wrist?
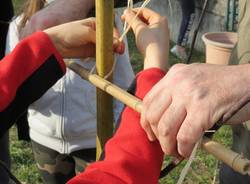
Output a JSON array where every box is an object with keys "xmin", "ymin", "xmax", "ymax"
[
  {"xmin": 144, "ymin": 45, "xmax": 169, "ymax": 71},
  {"xmin": 44, "ymin": 30, "xmax": 64, "ymax": 57},
  {"xmin": 238, "ymin": 64, "xmax": 250, "ymax": 95}
]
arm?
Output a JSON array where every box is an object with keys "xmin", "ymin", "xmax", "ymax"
[
  {"xmin": 0, "ymin": 31, "xmax": 65, "ymax": 137},
  {"xmin": 0, "ymin": 18, "xmax": 123, "ymax": 137},
  {"xmin": 20, "ymin": 0, "xmax": 95, "ymax": 38},
  {"xmin": 68, "ymin": 8, "xmax": 169, "ymax": 184},
  {"xmin": 68, "ymin": 69, "xmax": 165, "ymax": 184}
]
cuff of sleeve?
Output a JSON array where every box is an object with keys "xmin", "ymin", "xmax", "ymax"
[
  {"xmin": 24, "ymin": 31, "xmax": 66, "ymax": 74},
  {"xmin": 135, "ymin": 68, "xmax": 166, "ymax": 99}
]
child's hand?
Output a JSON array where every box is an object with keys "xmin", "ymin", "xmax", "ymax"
[
  {"xmin": 44, "ymin": 18, "xmax": 124, "ymax": 58},
  {"xmin": 122, "ymin": 8, "xmax": 169, "ymax": 71}
]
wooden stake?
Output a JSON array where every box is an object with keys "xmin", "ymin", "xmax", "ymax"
[
  {"xmin": 95, "ymin": 0, "xmax": 114, "ymax": 160},
  {"xmin": 66, "ymin": 61, "xmax": 250, "ymax": 175}
]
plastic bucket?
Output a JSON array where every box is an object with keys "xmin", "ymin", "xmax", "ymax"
[{"xmin": 202, "ymin": 32, "xmax": 237, "ymax": 65}]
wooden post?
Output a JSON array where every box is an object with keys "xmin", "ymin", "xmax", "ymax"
[{"xmin": 95, "ymin": 0, "xmax": 114, "ymax": 160}]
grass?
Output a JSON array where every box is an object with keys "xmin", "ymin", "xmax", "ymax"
[{"xmin": 8, "ymin": 1, "xmax": 232, "ymax": 184}]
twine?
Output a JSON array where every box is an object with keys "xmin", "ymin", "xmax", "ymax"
[{"xmin": 119, "ymin": 0, "xmax": 151, "ymax": 42}]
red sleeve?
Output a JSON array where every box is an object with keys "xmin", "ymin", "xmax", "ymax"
[
  {"xmin": 0, "ymin": 31, "xmax": 65, "ymax": 136},
  {"xmin": 68, "ymin": 68, "xmax": 166, "ymax": 184}
]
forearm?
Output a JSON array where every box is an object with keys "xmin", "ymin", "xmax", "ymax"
[
  {"xmin": 0, "ymin": 32, "xmax": 65, "ymax": 137},
  {"xmin": 226, "ymin": 64, "xmax": 250, "ymax": 124},
  {"xmin": 68, "ymin": 68, "xmax": 165, "ymax": 184}
]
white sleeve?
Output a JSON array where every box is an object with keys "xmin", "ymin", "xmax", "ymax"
[{"xmin": 5, "ymin": 17, "xmax": 21, "ymax": 55}]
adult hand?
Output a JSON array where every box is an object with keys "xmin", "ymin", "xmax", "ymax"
[
  {"xmin": 141, "ymin": 63, "xmax": 250, "ymax": 158},
  {"xmin": 122, "ymin": 8, "xmax": 169, "ymax": 71},
  {"xmin": 44, "ymin": 18, "xmax": 124, "ymax": 58},
  {"xmin": 20, "ymin": 0, "xmax": 95, "ymax": 39}
]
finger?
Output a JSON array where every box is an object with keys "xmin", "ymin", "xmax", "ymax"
[
  {"xmin": 113, "ymin": 38, "xmax": 125, "ymax": 54},
  {"xmin": 176, "ymin": 112, "xmax": 205, "ymax": 158},
  {"xmin": 141, "ymin": 75, "xmax": 172, "ymax": 139},
  {"xmin": 146, "ymin": 92, "xmax": 172, "ymax": 129},
  {"xmin": 113, "ymin": 27, "xmax": 125, "ymax": 54},
  {"xmin": 113, "ymin": 26, "xmax": 120, "ymax": 38},
  {"xmin": 157, "ymin": 103, "xmax": 187, "ymax": 157},
  {"xmin": 143, "ymin": 78, "xmax": 172, "ymax": 127},
  {"xmin": 82, "ymin": 26, "xmax": 96, "ymax": 44},
  {"xmin": 123, "ymin": 9, "xmax": 147, "ymax": 35},
  {"xmin": 142, "ymin": 93, "xmax": 172, "ymax": 141},
  {"xmin": 133, "ymin": 8, "xmax": 162, "ymax": 25},
  {"xmin": 140, "ymin": 105, "xmax": 157, "ymax": 141},
  {"xmin": 64, "ymin": 44, "xmax": 96, "ymax": 58}
]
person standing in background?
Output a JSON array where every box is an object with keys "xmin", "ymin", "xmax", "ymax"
[
  {"xmin": 0, "ymin": 0, "xmax": 14, "ymax": 183},
  {"xmin": 171, "ymin": 0, "xmax": 195, "ymax": 62}
]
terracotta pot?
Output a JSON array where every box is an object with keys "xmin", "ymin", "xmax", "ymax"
[{"xmin": 202, "ymin": 32, "xmax": 238, "ymax": 65}]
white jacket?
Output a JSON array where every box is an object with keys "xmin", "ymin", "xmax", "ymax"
[{"xmin": 6, "ymin": 14, "xmax": 134, "ymax": 154}]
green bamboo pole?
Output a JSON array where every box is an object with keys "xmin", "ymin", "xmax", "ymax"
[{"xmin": 95, "ymin": 0, "xmax": 114, "ymax": 160}]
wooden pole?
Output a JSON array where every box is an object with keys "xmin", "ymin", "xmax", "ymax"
[
  {"xmin": 95, "ymin": 0, "xmax": 114, "ymax": 160},
  {"xmin": 66, "ymin": 61, "xmax": 250, "ymax": 175}
]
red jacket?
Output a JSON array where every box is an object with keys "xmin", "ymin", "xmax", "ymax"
[
  {"xmin": 0, "ymin": 31, "xmax": 166, "ymax": 184},
  {"xmin": 68, "ymin": 68, "xmax": 165, "ymax": 184},
  {"xmin": 0, "ymin": 31, "xmax": 66, "ymax": 137}
]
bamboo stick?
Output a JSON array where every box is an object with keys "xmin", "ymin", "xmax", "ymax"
[
  {"xmin": 95, "ymin": 0, "xmax": 114, "ymax": 160},
  {"xmin": 202, "ymin": 137, "xmax": 250, "ymax": 175},
  {"xmin": 66, "ymin": 61, "xmax": 250, "ymax": 175}
]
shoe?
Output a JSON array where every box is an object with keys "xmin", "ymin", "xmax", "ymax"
[{"xmin": 171, "ymin": 45, "xmax": 188, "ymax": 62}]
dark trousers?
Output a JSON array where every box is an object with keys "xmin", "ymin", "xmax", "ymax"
[
  {"xmin": 219, "ymin": 163, "xmax": 250, "ymax": 184},
  {"xmin": 31, "ymin": 140, "xmax": 96, "ymax": 184},
  {"xmin": 0, "ymin": 132, "xmax": 10, "ymax": 184},
  {"xmin": 0, "ymin": 0, "xmax": 14, "ymax": 58},
  {"xmin": 0, "ymin": 1, "xmax": 13, "ymax": 183},
  {"xmin": 177, "ymin": 0, "xmax": 195, "ymax": 47}
]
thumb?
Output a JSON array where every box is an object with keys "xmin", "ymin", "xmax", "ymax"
[
  {"xmin": 84, "ymin": 26, "xmax": 96, "ymax": 44},
  {"xmin": 123, "ymin": 9, "xmax": 146, "ymax": 35}
]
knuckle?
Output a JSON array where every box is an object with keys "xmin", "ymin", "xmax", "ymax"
[
  {"xmin": 170, "ymin": 63, "xmax": 185, "ymax": 72},
  {"xmin": 177, "ymin": 133, "xmax": 190, "ymax": 146},
  {"xmin": 162, "ymin": 146, "xmax": 173, "ymax": 156},
  {"xmin": 179, "ymin": 149, "xmax": 190, "ymax": 158},
  {"xmin": 145, "ymin": 113, "xmax": 157, "ymax": 126},
  {"xmin": 158, "ymin": 125, "xmax": 171, "ymax": 137},
  {"xmin": 143, "ymin": 96, "xmax": 151, "ymax": 107},
  {"xmin": 160, "ymin": 141, "xmax": 176, "ymax": 156},
  {"xmin": 141, "ymin": 120, "xmax": 150, "ymax": 130}
]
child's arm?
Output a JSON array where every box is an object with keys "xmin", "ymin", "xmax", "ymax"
[
  {"xmin": 0, "ymin": 31, "xmax": 65, "ymax": 137},
  {"xmin": 68, "ymin": 69, "xmax": 165, "ymax": 184},
  {"xmin": 0, "ymin": 19, "xmax": 123, "ymax": 137},
  {"xmin": 68, "ymin": 8, "xmax": 169, "ymax": 184}
]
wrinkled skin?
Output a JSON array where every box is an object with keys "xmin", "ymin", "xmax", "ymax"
[{"xmin": 141, "ymin": 63, "xmax": 250, "ymax": 158}]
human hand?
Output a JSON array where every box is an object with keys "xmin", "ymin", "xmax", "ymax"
[
  {"xmin": 122, "ymin": 8, "xmax": 169, "ymax": 71},
  {"xmin": 44, "ymin": 18, "xmax": 124, "ymax": 58},
  {"xmin": 141, "ymin": 63, "xmax": 250, "ymax": 158}
]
